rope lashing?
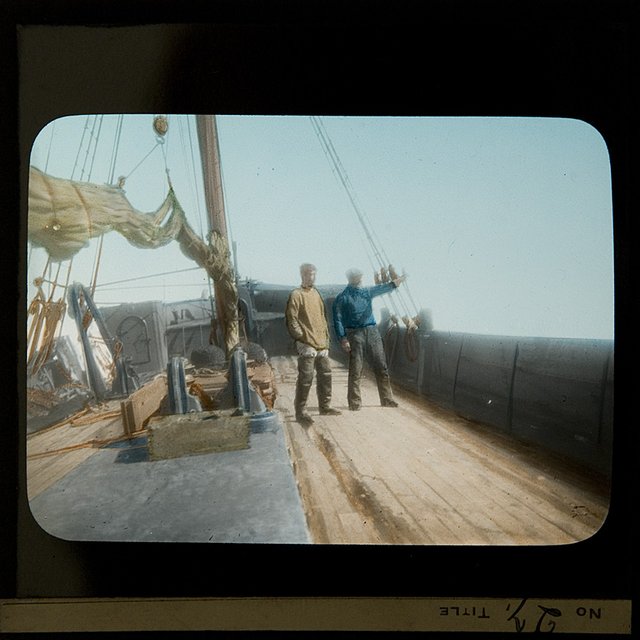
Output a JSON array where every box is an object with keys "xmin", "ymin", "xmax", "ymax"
[
  {"xmin": 384, "ymin": 314, "xmax": 401, "ymax": 361},
  {"xmin": 27, "ymin": 264, "xmax": 69, "ymax": 375},
  {"xmin": 404, "ymin": 324, "xmax": 420, "ymax": 362},
  {"xmin": 27, "ymin": 296, "xmax": 68, "ymax": 374},
  {"xmin": 108, "ymin": 340, "xmax": 124, "ymax": 379},
  {"xmin": 382, "ymin": 313, "xmax": 420, "ymax": 363}
]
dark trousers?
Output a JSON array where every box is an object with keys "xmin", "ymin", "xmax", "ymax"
[
  {"xmin": 294, "ymin": 354, "xmax": 333, "ymax": 417},
  {"xmin": 346, "ymin": 326, "xmax": 394, "ymax": 408}
]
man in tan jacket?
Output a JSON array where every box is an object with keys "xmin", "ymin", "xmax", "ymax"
[{"xmin": 285, "ymin": 263, "xmax": 342, "ymax": 426}]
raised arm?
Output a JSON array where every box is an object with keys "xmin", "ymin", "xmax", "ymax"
[
  {"xmin": 368, "ymin": 281, "xmax": 396, "ymax": 299},
  {"xmin": 368, "ymin": 274, "xmax": 407, "ymax": 299}
]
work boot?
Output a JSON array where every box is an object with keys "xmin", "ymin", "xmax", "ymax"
[
  {"xmin": 296, "ymin": 413, "xmax": 314, "ymax": 427},
  {"xmin": 319, "ymin": 407, "xmax": 342, "ymax": 416},
  {"xmin": 349, "ymin": 404, "xmax": 361, "ymax": 411},
  {"xmin": 382, "ymin": 399, "xmax": 399, "ymax": 407}
]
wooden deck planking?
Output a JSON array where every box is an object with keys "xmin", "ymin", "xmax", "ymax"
[
  {"xmin": 276, "ymin": 358, "xmax": 515, "ymax": 543},
  {"xmin": 276, "ymin": 357, "xmax": 371, "ymax": 543},
  {"xmin": 332, "ymin": 402, "xmax": 522, "ymax": 544},
  {"xmin": 312, "ymin": 422, "xmax": 424, "ymax": 544},
  {"xmin": 27, "ymin": 449, "xmax": 96, "ymax": 501},
  {"xmin": 276, "ymin": 360, "xmax": 493, "ymax": 544},
  {"xmin": 310, "ymin": 412, "xmax": 454, "ymax": 544},
  {"xmin": 328, "ymin": 417, "xmax": 514, "ymax": 544},
  {"xmin": 26, "ymin": 402, "xmax": 134, "ymax": 500},
  {"xmin": 24, "ymin": 355, "xmax": 609, "ymax": 545},
  {"xmin": 277, "ymin": 398, "xmax": 378, "ymax": 544},
  {"xmin": 337, "ymin": 420, "xmax": 498, "ymax": 544},
  {"xmin": 400, "ymin": 408, "xmax": 609, "ymax": 541},
  {"xmin": 398, "ymin": 391, "xmax": 609, "ymax": 519},
  {"xmin": 368, "ymin": 405, "xmax": 582, "ymax": 544},
  {"xmin": 271, "ymin": 355, "xmax": 609, "ymax": 545},
  {"xmin": 284, "ymin": 424, "xmax": 351, "ymax": 543}
]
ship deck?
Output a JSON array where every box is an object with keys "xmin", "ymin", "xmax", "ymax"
[
  {"xmin": 25, "ymin": 356, "xmax": 610, "ymax": 545},
  {"xmin": 273, "ymin": 356, "xmax": 609, "ymax": 545}
]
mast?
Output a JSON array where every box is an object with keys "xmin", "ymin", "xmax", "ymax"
[{"xmin": 195, "ymin": 114, "xmax": 240, "ymax": 356}]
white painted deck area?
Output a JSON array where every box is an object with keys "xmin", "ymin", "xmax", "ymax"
[
  {"xmin": 26, "ymin": 355, "xmax": 610, "ymax": 545},
  {"xmin": 272, "ymin": 355, "xmax": 610, "ymax": 545}
]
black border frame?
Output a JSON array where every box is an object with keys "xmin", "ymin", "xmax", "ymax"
[{"xmin": 1, "ymin": 0, "xmax": 635, "ymax": 632}]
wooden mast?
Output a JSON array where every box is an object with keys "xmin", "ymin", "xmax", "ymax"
[{"xmin": 195, "ymin": 114, "xmax": 239, "ymax": 357}]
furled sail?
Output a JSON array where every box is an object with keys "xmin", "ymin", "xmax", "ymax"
[
  {"xmin": 28, "ymin": 166, "xmax": 239, "ymax": 354},
  {"xmin": 29, "ymin": 166, "xmax": 186, "ymax": 261}
]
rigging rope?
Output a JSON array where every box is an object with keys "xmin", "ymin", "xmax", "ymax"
[
  {"xmin": 309, "ymin": 116, "xmax": 420, "ymax": 326},
  {"xmin": 309, "ymin": 117, "xmax": 397, "ymax": 304},
  {"xmin": 73, "ymin": 114, "xmax": 104, "ymax": 183},
  {"xmin": 93, "ymin": 266, "xmax": 202, "ymax": 288},
  {"xmin": 159, "ymin": 133, "xmax": 171, "ymax": 187},
  {"xmin": 56, "ymin": 258, "xmax": 74, "ymax": 342},
  {"xmin": 90, "ymin": 236, "xmax": 104, "ymax": 296},
  {"xmin": 87, "ymin": 115, "xmax": 104, "ymax": 182},
  {"xmin": 180, "ymin": 116, "xmax": 205, "ymax": 239},
  {"xmin": 89, "ymin": 115, "xmax": 170, "ymax": 302},
  {"xmin": 43, "ymin": 120, "xmax": 56, "ymax": 174},
  {"xmin": 90, "ymin": 113, "xmax": 120, "ymax": 296},
  {"xmin": 71, "ymin": 115, "xmax": 91, "ymax": 181},
  {"xmin": 310, "ymin": 118, "xmax": 382, "ymax": 281},
  {"xmin": 123, "ymin": 140, "xmax": 161, "ymax": 182},
  {"xmin": 80, "ymin": 116, "xmax": 98, "ymax": 180},
  {"xmin": 107, "ymin": 115, "xmax": 125, "ymax": 185},
  {"xmin": 310, "ymin": 116, "xmax": 385, "ymax": 267}
]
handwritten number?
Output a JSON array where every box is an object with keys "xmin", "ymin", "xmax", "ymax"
[
  {"xmin": 536, "ymin": 606, "xmax": 562, "ymax": 633},
  {"xmin": 507, "ymin": 600, "xmax": 562, "ymax": 633},
  {"xmin": 506, "ymin": 598, "xmax": 528, "ymax": 632}
]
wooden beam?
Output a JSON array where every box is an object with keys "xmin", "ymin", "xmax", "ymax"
[{"xmin": 120, "ymin": 375, "xmax": 167, "ymax": 436}]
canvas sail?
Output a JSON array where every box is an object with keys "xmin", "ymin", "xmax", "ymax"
[
  {"xmin": 28, "ymin": 165, "xmax": 239, "ymax": 353},
  {"xmin": 29, "ymin": 166, "xmax": 190, "ymax": 260}
]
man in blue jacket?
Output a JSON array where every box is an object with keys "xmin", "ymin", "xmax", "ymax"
[{"xmin": 332, "ymin": 267, "xmax": 407, "ymax": 411}]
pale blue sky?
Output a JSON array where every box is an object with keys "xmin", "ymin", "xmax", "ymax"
[{"xmin": 27, "ymin": 114, "xmax": 614, "ymax": 339}]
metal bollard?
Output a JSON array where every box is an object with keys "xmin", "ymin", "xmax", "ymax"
[{"xmin": 167, "ymin": 356, "xmax": 201, "ymax": 414}]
